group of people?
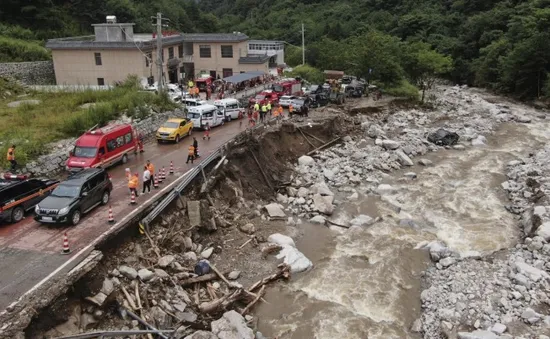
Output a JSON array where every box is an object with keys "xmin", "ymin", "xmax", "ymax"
[
  {"xmin": 246, "ymin": 101, "xmax": 290, "ymax": 127},
  {"xmin": 126, "ymin": 159, "xmax": 155, "ymax": 197}
]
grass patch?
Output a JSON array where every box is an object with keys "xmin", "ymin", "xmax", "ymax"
[
  {"xmin": 0, "ymin": 76, "xmax": 178, "ymax": 168},
  {"xmin": 0, "ymin": 35, "xmax": 51, "ymax": 62}
]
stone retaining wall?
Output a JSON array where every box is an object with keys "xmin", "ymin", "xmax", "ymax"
[
  {"xmin": 0, "ymin": 61, "xmax": 55, "ymax": 85},
  {"xmin": 23, "ymin": 109, "xmax": 188, "ymax": 177}
]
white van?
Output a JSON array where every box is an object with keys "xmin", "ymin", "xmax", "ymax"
[
  {"xmin": 182, "ymin": 98, "xmax": 207, "ymax": 107},
  {"xmin": 213, "ymin": 98, "xmax": 243, "ymax": 121},
  {"xmin": 187, "ymin": 104, "xmax": 225, "ymax": 130}
]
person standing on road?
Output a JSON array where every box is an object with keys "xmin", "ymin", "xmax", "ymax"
[
  {"xmin": 206, "ymin": 87, "xmax": 211, "ymax": 100},
  {"xmin": 128, "ymin": 172, "xmax": 139, "ymax": 198},
  {"xmin": 146, "ymin": 160, "xmax": 155, "ymax": 184},
  {"xmin": 267, "ymin": 100, "xmax": 272, "ymax": 117},
  {"xmin": 193, "ymin": 137, "xmax": 198, "ymax": 157},
  {"xmin": 6, "ymin": 145, "xmax": 16, "ymax": 172},
  {"xmin": 142, "ymin": 166, "xmax": 151, "ymax": 194},
  {"xmin": 260, "ymin": 103, "xmax": 267, "ymax": 123},
  {"xmin": 186, "ymin": 144, "xmax": 195, "ymax": 164},
  {"xmin": 254, "ymin": 102, "xmax": 260, "ymax": 114},
  {"xmin": 289, "ymin": 103, "xmax": 294, "ymax": 116},
  {"xmin": 203, "ymin": 123, "xmax": 211, "ymax": 140},
  {"xmin": 277, "ymin": 104, "xmax": 284, "ymax": 119}
]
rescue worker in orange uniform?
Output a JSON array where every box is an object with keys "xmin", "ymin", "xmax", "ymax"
[
  {"xmin": 277, "ymin": 105, "xmax": 284, "ymax": 119},
  {"xmin": 273, "ymin": 104, "xmax": 280, "ymax": 123},
  {"xmin": 128, "ymin": 172, "xmax": 139, "ymax": 197},
  {"xmin": 289, "ymin": 103, "xmax": 294, "ymax": 116},
  {"xmin": 186, "ymin": 144, "xmax": 195, "ymax": 164},
  {"xmin": 6, "ymin": 144, "xmax": 16, "ymax": 172},
  {"xmin": 146, "ymin": 160, "xmax": 155, "ymax": 187}
]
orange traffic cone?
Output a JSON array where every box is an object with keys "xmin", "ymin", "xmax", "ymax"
[
  {"xmin": 158, "ymin": 170, "xmax": 164, "ymax": 183},
  {"xmin": 130, "ymin": 190, "xmax": 136, "ymax": 205},
  {"xmin": 153, "ymin": 174, "xmax": 159, "ymax": 189},
  {"xmin": 169, "ymin": 161, "xmax": 174, "ymax": 174},
  {"xmin": 107, "ymin": 205, "xmax": 115, "ymax": 223},
  {"xmin": 161, "ymin": 167, "xmax": 166, "ymax": 180},
  {"xmin": 61, "ymin": 232, "xmax": 71, "ymax": 255}
]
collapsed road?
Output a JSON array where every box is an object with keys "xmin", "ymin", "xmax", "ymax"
[{"xmin": 11, "ymin": 85, "xmax": 550, "ymax": 339}]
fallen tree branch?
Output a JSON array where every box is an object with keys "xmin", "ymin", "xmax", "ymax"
[
  {"xmin": 144, "ymin": 230, "xmax": 162, "ymax": 259},
  {"xmin": 299, "ymin": 128, "xmax": 326, "ymax": 144},
  {"xmin": 209, "ymin": 264, "xmax": 237, "ymax": 288},
  {"xmin": 326, "ymin": 219, "xmax": 350, "ymax": 228},
  {"xmin": 297, "ymin": 128, "xmax": 316, "ymax": 148},
  {"xmin": 198, "ymin": 289, "xmax": 243, "ymax": 314},
  {"xmin": 180, "ymin": 273, "xmax": 218, "ymax": 287},
  {"xmin": 306, "ymin": 137, "xmax": 342, "ymax": 156},
  {"xmin": 239, "ymin": 237, "xmax": 254, "ymax": 249},
  {"xmin": 121, "ymin": 285, "xmax": 137, "ymax": 310},
  {"xmin": 248, "ymin": 264, "xmax": 291, "ymax": 292},
  {"xmin": 241, "ymin": 285, "xmax": 266, "ymax": 315},
  {"xmin": 249, "ymin": 150, "xmax": 274, "ymax": 191}
]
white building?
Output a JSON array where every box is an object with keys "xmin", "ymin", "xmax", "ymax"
[{"xmin": 247, "ymin": 40, "xmax": 285, "ymax": 68}]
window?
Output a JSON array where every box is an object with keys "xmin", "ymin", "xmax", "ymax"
[
  {"xmin": 145, "ymin": 53, "xmax": 152, "ymax": 67},
  {"xmin": 116, "ymin": 136, "xmax": 124, "ymax": 147},
  {"xmin": 178, "ymin": 46, "xmax": 183, "ymax": 58},
  {"xmin": 199, "ymin": 45, "xmax": 211, "ymax": 58},
  {"xmin": 97, "ymin": 78, "xmax": 105, "ymax": 86},
  {"xmin": 168, "ymin": 47, "xmax": 174, "ymax": 59},
  {"xmin": 94, "ymin": 52, "xmax": 102, "ymax": 66},
  {"xmin": 88, "ymin": 175, "xmax": 102, "ymax": 190},
  {"xmin": 98, "ymin": 147, "xmax": 105, "ymax": 156},
  {"xmin": 124, "ymin": 132, "xmax": 132, "ymax": 144},
  {"xmin": 221, "ymin": 45, "xmax": 233, "ymax": 58},
  {"xmin": 106, "ymin": 139, "xmax": 117, "ymax": 152},
  {"xmin": 180, "ymin": 120, "xmax": 187, "ymax": 127},
  {"xmin": 222, "ymin": 68, "xmax": 233, "ymax": 77}
]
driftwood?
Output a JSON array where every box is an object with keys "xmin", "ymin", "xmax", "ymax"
[
  {"xmin": 121, "ymin": 285, "xmax": 137, "ymax": 310},
  {"xmin": 199, "ymin": 289, "xmax": 244, "ymax": 314},
  {"xmin": 249, "ymin": 264, "xmax": 291, "ymax": 292},
  {"xmin": 306, "ymin": 137, "xmax": 342, "ymax": 156},
  {"xmin": 144, "ymin": 230, "xmax": 162, "ymax": 259},
  {"xmin": 299, "ymin": 128, "xmax": 326, "ymax": 144},
  {"xmin": 240, "ymin": 285, "xmax": 266, "ymax": 315},
  {"xmin": 180, "ymin": 273, "xmax": 218, "ymax": 287},
  {"xmin": 209, "ymin": 264, "xmax": 237, "ymax": 288},
  {"xmin": 297, "ymin": 128, "xmax": 316, "ymax": 148},
  {"xmin": 239, "ymin": 237, "xmax": 254, "ymax": 249},
  {"xmin": 249, "ymin": 150, "xmax": 274, "ymax": 191},
  {"xmin": 326, "ymin": 219, "xmax": 351, "ymax": 229}
]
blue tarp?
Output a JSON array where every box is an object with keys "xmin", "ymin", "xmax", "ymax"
[{"xmin": 222, "ymin": 71, "xmax": 265, "ymax": 83}]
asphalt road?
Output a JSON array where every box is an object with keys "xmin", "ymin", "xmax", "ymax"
[{"xmin": 0, "ymin": 119, "xmax": 247, "ymax": 310}]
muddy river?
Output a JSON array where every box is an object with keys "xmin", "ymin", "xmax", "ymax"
[{"xmin": 256, "ymin": 119, "xmax": 550, "ymax": 338}]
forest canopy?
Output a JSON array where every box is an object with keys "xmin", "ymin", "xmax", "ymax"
[{"xmin": 0, "ymin": 0, "xmax": 549, "ymax": 99}]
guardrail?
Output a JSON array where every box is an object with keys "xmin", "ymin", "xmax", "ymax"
[{"xmin": 139, "ymin": 115, "xmax": 272, "ymax": 229}]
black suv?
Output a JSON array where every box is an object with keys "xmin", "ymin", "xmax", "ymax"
[
  {"xmin": 0, "ymin": 174, "xmax": 59, "ymax": 223},
  {"xmin": 34, "ymin": 168, "xmax": 113, "ymax": 225}
]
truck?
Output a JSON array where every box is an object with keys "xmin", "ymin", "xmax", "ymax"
[{"xmin": 272, "ymin": 78, "xmax": 302, "ymax": 97}]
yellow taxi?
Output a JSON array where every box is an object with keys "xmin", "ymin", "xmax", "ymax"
[{"xmin": 156, "ymin": 118, "xmax": 193, "ymax": 143}]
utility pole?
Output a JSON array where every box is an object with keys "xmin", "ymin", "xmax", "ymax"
[
  {"xmin": 301, "ymin": 23, "xmax": 305, "ymax": 65},
  {"xmin": 155, "ymin": 12, "xmax": 164, "ymax": 93}
]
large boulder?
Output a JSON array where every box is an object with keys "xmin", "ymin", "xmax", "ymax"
[
  {"xmin": 211, "ymin": 310, "xmax": 254, "ymax": 339},
  {"xmin": 310, "ymin": 181, "xmax": 334, "ymax": 196},
  {"xmin": 312, "ymin": 194, "xmax": 334, "ymax": 215},
  {"xmin": 276, "ymin": 245, "xmax": 313, "ymax": 273},
  {"xmin": 267, "ymin": 233, "xmax": 296, "ymax": 247},
  {"xmin": 118, "ymin": 266, "xmax": 138, "ymax": 280},
  {"xmin": 382, "ymin": 139, "xmax": 400, "ymax": 150},
  {"xmin": 297, "ymin": 155, "xmax": 315, "ymax": 166},
  {"xmin": 264, "ymin": 203, "xmax": 286, "ymax": 218}
]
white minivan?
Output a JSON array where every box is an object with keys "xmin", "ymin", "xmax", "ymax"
[
  {"xmin": 187, "ymin": 104, "xmax": 225, "ymax": 130},
  {"xmin": 213, "ymin": 98, "xmax": 244, "ymax": 121},
  {"xmin": 182, "ymin": 98, "xmax": 207, "ymax": 107}
]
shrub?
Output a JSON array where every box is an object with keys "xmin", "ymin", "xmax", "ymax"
[
  {"xmin": 385, "ymin": 80, "xmax": 420, "ymax": 100},
  {"xmin": 0, "ymin": 36, "xmax": 50, "ymax": 62}
]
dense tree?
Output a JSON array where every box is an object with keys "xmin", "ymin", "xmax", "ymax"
[{"xmin": 1, "ymin": 0, "xmax": 549, "ymax": 99}]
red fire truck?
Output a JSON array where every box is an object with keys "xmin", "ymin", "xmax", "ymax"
[{"xmin": 272, "ymin": 78, "xmax": 302, "ymax": 97}]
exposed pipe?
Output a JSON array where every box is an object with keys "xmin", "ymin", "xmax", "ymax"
[
  {"xmin": 121, "ymin": 307, "xmax": 170, "ymax": 339},
  {"xmin": 53, "ymin": 329, "xmax": 175, "ymax": 339}
]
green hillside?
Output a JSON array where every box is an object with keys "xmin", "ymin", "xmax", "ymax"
[{"xmin": 1, "ymin": 0, "xmax": 549, "ymax": 99}]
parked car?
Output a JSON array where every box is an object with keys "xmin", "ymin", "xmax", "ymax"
[
  {"xmin": 290, "ymin": 97, "xmax": 311, "ymax": 116},
  {"xmin": 187, "ymin": 104, "xmax": 225, "ymax": 130},
  {"xmin": 279, "ymin": 95, "xmax": 297, "ymax": 108},
  {"xmin": 213, "ymin": 98, "xmax": 244, "ymax": 121},
  {"xmin": 182, "ymin": 98, "xmax": 208, "ymax": 107},
  {"xmin": 34, "ymin": 168, "xmax": 113, "ymax": 226},
  {"xmin": 0, "ymin": 174, "xmax": 59, "ymax": 223},
  {"xmin": 156, "ymin": 118, "xmax": 193, "ymax": 143},
  {"xmin": 66, "ymin": 124, "xmax": 137, "ymax": 173}
]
